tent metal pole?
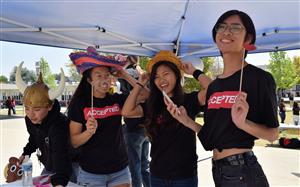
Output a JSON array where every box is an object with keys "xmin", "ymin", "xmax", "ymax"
[
  {"xmin": 0, "ymin": 17, "xmax": 32, "ymax": 28},
  {"xmin": 103, "ymin": 30, "xmax": 158, "ymax": 52},
  {"xmin": 0, "ymin": 27, "xmax": 100, "ymax": 32},
  {"xmin": 1, "ymin": 17, "xmax": 93, "ymax": 47},
  {"xmin": 179, "ymin": 46, "xmax": 218, "ymax": 58},
  {"xmin": 42, "ymin": 27, "xmax": 98, "ymax": 32},
  {"xmin": 257, "ymin": 29, "xmax": 300, "ymax": 39},
  {"xmin": 174, "ymin": 0, "xmax": 190, "ymax": 56},
  {"xmin": 42, "ymin": 31, "xmax": 93, "ymax": 46},
  {"xmin": 100, "ymin": 44, "xmax": 140, "ymax": 49},
  {"xmin": 276, "ymin": 42, "xmax": 300, "ymax": 49},
  {"xmin": 180, "ymin": 43, "xmax": 214, "ymax": 47},
  {"xmin": 143, "ymin": 43, "xmax": 174, "ymax": 46},
  {"xmin": 0, "ymin": 28, "xmax": 39, "ymax": 32}
]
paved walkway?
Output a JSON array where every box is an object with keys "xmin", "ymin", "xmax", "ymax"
[{"xmin": 0, "ymin": 118, "xmax": 299, "ymax": 186}]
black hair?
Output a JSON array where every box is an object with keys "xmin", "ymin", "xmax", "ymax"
[
  {"xmin": 144, "ymin": 61, "xmax": 184, "ymax": 140},
  {"xmin": 67, "ymin": 69, "xmax": 92, "ymax": 115},
  {"xmin": 212, "ymin": 10, "xmax": 256, "ymax": 58}
]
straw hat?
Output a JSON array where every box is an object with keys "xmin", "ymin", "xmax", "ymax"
[{"xmin": 146, "ymin": 50, "xmax": 183, "ymax": 74}]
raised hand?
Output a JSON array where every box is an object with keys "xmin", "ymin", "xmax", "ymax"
[
  {"xmin": 137, "ymin": 72, "xmax": 149, "ymax": 87},
  {"xmin": 182, "ymin": 62, "xmax": 196, "ymax": 75},
  {"xmin": 112, "ymin": 67, "xmax": 126, "ymax": 79},
  {"xmin": 231, "ymin": 92, "xmax": 249, "ymax": 130},
  {"xmin": 86, "ymin": 117, "xmax": 98, "ymax": 135}
]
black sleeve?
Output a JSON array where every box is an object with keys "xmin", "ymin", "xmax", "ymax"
[
  {"xmin": 260, "ymin": 72, "xmax": 279, "ymax": 128},
  {"xmin": 50, "ymin": 115, "xmax": 72, "ymax": 186},
  {"xmin": 184, "ymin": 92, "xmax": 204, "ymax": 118},
  {"xmin": 67, "ymin": 98, "xmax": 85, "ymax": 124},
  {"xmin": 22, "ymin": 118, "xmax": 38, "ymax": 156},
  {"xmin": 118, "ymin": 93, "xmax": 130, "ymax": 107}
]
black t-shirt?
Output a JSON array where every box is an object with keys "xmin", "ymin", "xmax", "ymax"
[
  {"xmin": 150, "ymin": 92, "xmax": 202, "ymax": 179},
  {"xmin": 124, "ymin": 103, "xmax": 146, "ymax": 132},
  {"xmin": 68, "ymin": 93, "xmax": 128, "ymax": 174},
  {"xmin": 124, "ymin": 116, "xmax": 145, "ymax": 132},
  {"xmin": 279, "ymin": 103, "xmax": 286, "ymax": 113},
  {"xmin": 198, "ymin": 64, "xmax": 279, "ymax": 151},
  {"xmin": 293, "ymin": 105, "xmax": 300, "ymax": 115}
]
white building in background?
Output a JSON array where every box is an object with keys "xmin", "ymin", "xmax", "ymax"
[
  {"xmin": 35, "ymin": 61, "xmax": 41, "ymax": 76},
  {"xmin": 0, "ymin": 84, "xmax": 22, "ymax": 103},
  {"xmin": 0, "ymin": 82, "xmax": 78, "ymax": 106}
]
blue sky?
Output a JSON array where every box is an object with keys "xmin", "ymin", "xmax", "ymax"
[{"xmin": 0, "ymin": 41, "xmax": 299, "ymax": 78}]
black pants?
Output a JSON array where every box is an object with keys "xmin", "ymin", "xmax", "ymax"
[{"xmin": 212, "ymin": 151, "xmax": 269, "ymax": 187}]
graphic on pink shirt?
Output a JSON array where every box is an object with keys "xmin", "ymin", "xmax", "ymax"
[
  {"xmin": 208, "ymin": 91, "xmax": 239, "ymax": 109},
  {"xmin": 83, "ymin": 104, "xmax": 121, "ymax": 120}
]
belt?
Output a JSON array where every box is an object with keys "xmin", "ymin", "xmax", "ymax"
[{"xmin": 212, "ymin": 151, "xmax": 254, "ymax": 166}]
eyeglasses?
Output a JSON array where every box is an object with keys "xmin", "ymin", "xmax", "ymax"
[{"xmin": 215, "ymin": 23, "xmax": 245, "ymax": 34}]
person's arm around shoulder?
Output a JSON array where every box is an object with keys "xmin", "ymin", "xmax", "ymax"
[
  {"xmin": 69, "ymin": 117, "xmax": 98, "ymax": 148},
  {"xmin": 231, "ymin": 92, "xmax": 279, "ymax": 142}
]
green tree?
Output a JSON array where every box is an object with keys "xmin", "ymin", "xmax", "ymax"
[
  {"xmin": 293, "ymin": 56, "xmax": 300, "ymax": 84},
  {"xmin": 0, "ymin": 75, "xmax": 8, "ymax": 83},
  {"xmin": 9, "ymin": 66, "xmax": 36, "ymax": 83},
  {"xmin": 267, "ymin": 51, "xmax": 298, "ymax": 93},
  {"xmin": 184, "ymin": 57, "xmax": 215, "ymax": 93},
  {"xmin": 39, "ymin": 57, "xmax": 56, "ymax": 88},
  {"xmin": 139, "ymin": 56, "xmax": 150, "ymax": 71},
  {"xmin": 67, "ymin": 63, "xmax": 82, "ymax": 82},
  {"xmin": 67, "ymin": 49, "xmax": 82, "ymax": 82},
  {"xmin": 202, "ymin": 57, "xmax": 215, "ymax": 78}
]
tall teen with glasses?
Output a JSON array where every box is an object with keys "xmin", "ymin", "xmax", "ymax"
[
  {"xmin": 166, "ymin": 10, "xmax": 279, "ymax": 187},
  {"xmin": 201, "ymin": 9, "xmax": 280, "ymax": 187}
]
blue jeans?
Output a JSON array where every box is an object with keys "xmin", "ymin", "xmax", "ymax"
[
  {"xmin": 70, "ymin": 162, "xmax": 79, "ymax": 183},
  {"xmin": 150, "ymin": 175, "xmax": 198, "ymax": 187},
  {"xmin": 279, "ymin": 112, "xmax": 286, "ymax": 123},
  {"xmin": 77, "ymin": 166, "xmax": 131, "ymax": 187},
  {"xmin": 212, "ymin": 151, "xmax": 269, "ymax": 187},
  {"xmin": 123, "ymin": 128, "xmax": 150, "ymax": 187}
]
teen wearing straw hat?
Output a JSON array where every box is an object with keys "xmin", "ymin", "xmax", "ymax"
[{"xmin": 122, "ymin": 50, "xmax": 211, "ymax": 187}]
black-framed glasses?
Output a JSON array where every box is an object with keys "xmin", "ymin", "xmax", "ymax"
[{"xmin": 215, "ymin": 23, "xmax": 245, "ymax": 34}]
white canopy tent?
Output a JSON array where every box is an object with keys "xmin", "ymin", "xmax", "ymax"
[{"xmin": 1, "ymin": 0, "xmax": 300, "ymax": 60}]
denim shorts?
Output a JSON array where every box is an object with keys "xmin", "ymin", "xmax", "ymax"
[{"xmin": 77, "ymin": 166, "xmax": 131, "ymax": 187}]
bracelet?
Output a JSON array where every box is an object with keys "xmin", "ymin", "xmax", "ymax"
[
  {"xmin": 193, "ymin": 69, "xmax": 204, "ymax": 80},
  {"xmin": 136, "ymin": 82, "xmax": 144, "ymax": 88}
]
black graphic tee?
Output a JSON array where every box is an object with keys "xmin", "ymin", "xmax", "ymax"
[
  {"xmin": 199, "ymin": 64, "xmax": 279, "ymax": 151},
  {"xmin": 68, "ymin": 93, "xmax": 128, "ymax": 174}
]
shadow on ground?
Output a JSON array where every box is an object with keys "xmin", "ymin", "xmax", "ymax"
[
  {"xmin": 0, "ymin": 115, "xmax": 24, "ymax": 120},
  {"xmin": 291, "ymin": 172, "xmax": 300, "ymax": 178}
]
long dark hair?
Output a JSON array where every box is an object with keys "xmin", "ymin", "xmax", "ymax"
[
  {"xmin": 212, "ymin": 10, "xmax": 256, "ymax": 58},
  {"xmin": 67, "ymin": 69, "xmax": 92, "ymax": 115},
  {"xmin": 145, "ymin": 61, "xmax": 184, "ymax": 140}
]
